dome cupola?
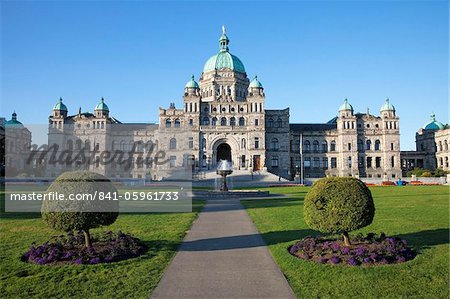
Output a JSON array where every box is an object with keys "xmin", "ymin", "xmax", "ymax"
[
  {"xmin": 53, "ymin": 98, "xmax": 68, "ymax": 111},
  {"xmin": 202, "ymin": 26, "xmax": 246, "ymax": 74},
  {"xmin": 423, "ymin": 113, "xmax": 445, "ymax": 130},
  {"xmin": 380, "ymin": 98, "xmax": 395, "ymax": 112},
  {"xmin": 185, "ymin": 75, "xmax": 199, "ymax": 89},
  {"xmin": 339, "ymin": 98, "xmax": 353, "ymax": 112},
  {"xmin": 5, "ymin": 112, "xmax": 24, "ymax": 128},
  {"xmin": 94, "ymin": 98, "xmax": 110, "ymax": 118},
  {"xmin": 249, "ymin": 75, "xmax": 263, "ymax": 88}
]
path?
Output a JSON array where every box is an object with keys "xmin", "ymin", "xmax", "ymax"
[{"xmin": 151, "ymin": 199, "xmax": 296, "ymax": 298}]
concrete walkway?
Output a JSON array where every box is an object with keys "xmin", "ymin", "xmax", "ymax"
[{"xmin": 151, "ymin": 199, "xmax": 296, "ymax": 299}]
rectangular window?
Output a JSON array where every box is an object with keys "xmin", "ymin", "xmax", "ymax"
[
  {"xmin": 255, "ymin": 137, "xmax": 260, "ymax": 149},
  {"xmin": 331, "ymin": 157, "xmax": 337, "ymax": 169},
  {"xmin": 375, "ymin": 157, "xmax": 381, "ymax": 168},
  {"xmin": 391, "ymin": 143, "xmax": 394, "ymax": 151},
  {"xmin": 391, "ymin": 156, "xmax": 395, "ymax": 168},
  {"xmin": 313, "ymin": 157, "xmax": 320, "ymax": 168},
  {"xmin": 348, "ymin": 156, "xmax": 352, "ymax": 168},
  {"xmin": 304, "ymin": 157, "xmax": 311, "ymax": 168},
  {"xmin": 348, "ymin": 143, "xmax": 352, "ymax": 151},
  {"xmin": 188, "ymin": 137, "xmax": 194, "ymax": 149},
  {"xmin": 367, "ymin": 157, "xmax": 372, "ymax": 168},
  {"xmin": 271, "ymin": 156, "xmax": 279, "ymax": 167},
  {"xmin": 255, "ymin": 119, "xmax": 259, "ymax": 126},
  {"xmin": 322, "ymin": 157, "xmax": 328, "ymax": 169}
]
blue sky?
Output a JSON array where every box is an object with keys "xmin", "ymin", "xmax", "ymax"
[{"xmin": 1, "ymin": 0, "xmax": 448, "ymax": 150}]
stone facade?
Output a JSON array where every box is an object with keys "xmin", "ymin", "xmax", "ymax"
[{"xmin": 8, "ymin": 28, "xmax": 407, "ymax": 180}]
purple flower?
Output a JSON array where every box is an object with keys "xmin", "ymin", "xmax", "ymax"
[
  {"xmin": 73, "ymin": 258, "xmax": 83, "ymax": 265},
  {"xmin": 355, "ymin": 247, "xmax": 366, "ymax": 256},
  {"xmin": 331, "ymin": 243, "xmax": 340, "ymax": 252},
  {"xmin": 330, "ymin": 256, "xmax": 341, "ymax": 264},
  {"xmin": 89, "ymin": 257, "xmax": 101, "ymax": 264},
  {"xmin": 348, "ymin": 257, "xmax": 359, "ymax": 266},
  {"xmin": 363, "ymin": 257, "xmax": 372, "ymax": 263},
  {"xmin": 370, "ymin": 253, "xmax": 379, "ymax": 261},
  {"xmin": 342, "ymin": 247, "xmax": 350, "ymax": 255},
  {"xmin": 319, "ymin": 258, "xmax": 328, "ymax": 264}
]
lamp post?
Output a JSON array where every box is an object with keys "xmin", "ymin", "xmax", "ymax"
[{"xmin": 300, "ymin": 133, "xmax": 304, "ymax": 185}]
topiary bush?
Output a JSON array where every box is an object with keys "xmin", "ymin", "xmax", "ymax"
[
  {"xmin": 41, "ymin": 171, "xmax": 119, "ymax": 248},
  {"xmin": 303, "ymin": 177, "xmax": 375, "ymax": 246}
]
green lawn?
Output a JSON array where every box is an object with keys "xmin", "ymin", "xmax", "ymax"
[
  {"xmin": 0, "ymin": 196, "xmax": 204, "ymax": 298},
  {"xmin": 242, "ymin": 186, "xmax": 450, "ymax": 298}
]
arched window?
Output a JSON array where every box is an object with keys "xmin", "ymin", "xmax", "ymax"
[
  {"xmin": 366, "ymin": 140, "xmax": 372, "ymax": 150},
  {"xmin": 375, "ymin": 140, "xmax": 381, "ymax": 151},
  {"xmin": 268, "ymin": 118, "xmax": 274, "ymax": 128},
  {"xmin": 330, "ymin": 140, "xmax": 336, "ymax": 152},
  {"xmin": 276, "ymin": 118, "xmax": 282, "ymax": 128},
  {"xmin": 271, "ymin": 138, "xmax": 279, "ymax": 150},
  {"xmin": 220, "ymin": 117, "xmax": 227, "ymax": 126},
  {"xmin": 438, "ymin": 141, "xmax": 443, "ymax": 151},
  {"xmin": 295, "ymin": 139, "xmax": 300, "ymax": 151},
  {"xmin": 304, "ymin": 140, "xmax": 311, "ymax": 152},
  {"xmin": 119, "ymin": 141, "xmax": 125, "ymax": 151},
  {"xmin": 230, "ymin": 117, "xmax": 236, "ymax": 127},
  {"xmin": 241, "ymin": 138, "xmax": 246, "ymax": 149},
  {"xmin": 165, "ymin": 118, "xmax": 171, "ymax": 128},
  {"xmin": 202, "ymin": 117, "xmax": 210, "ymax": 126},
  {"xmin": 239, "ymin": 117, "xmax": 245, "ymax": 126},
  {"xmin": 169, "ymin": 138, "xmax": 177, "ymax": 150},
  {"xmin": 76, "ymin": 139, "xmax": 82, "ymax": 150},
  {"xmin": 212, "ymin": 117, "xmax": 217, "ymax": 126},
  {"xmin": 445, "ymin": 140, "xmax": 448, "ymax": 151},
  {"xmin": 313, "ymin": 140, "xmax": 319, "ymax": 152},
  {"xmin": 321, "ymin": 141, "xmax": 328, "ymax": 153},
  {"xmin": 174, "ymin": 118, "xmax": 181, "ymax": 127}
]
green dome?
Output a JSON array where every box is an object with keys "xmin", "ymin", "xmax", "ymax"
[
  {"xmin": 249, "ymin": 76, "xmax": 263, "ymax": 88},
  {"xmin": 95, "ymin": 98, "xmax": 109, "ymax": 111},
  {"xmin": 185, "ymin": 75, "xmax": 199, "ymax": 88},
  {"xmin": 53, "ymin": 98, "xmax": 68, "ymax": 111},
  {"xmin": 5, "ymin": 112, "xmax": 24, "ymax": 128},
  {"xmin": 203, "ymin": 26, "xmax": 245, "ymax": 74},
  {"xmin": 380, "ymin": 98, "xmax": 395, "ymax": 112},
  {"xmin": 339, "ymin": 98, "xmax": 353, "ymax": 111},
  {"xmin": 203, "ymin": 51, "xmax": 245, "ymax": 73},
  {"xmin": 423, "ymin": 113, "xmax": 445, "ymax": 130}
]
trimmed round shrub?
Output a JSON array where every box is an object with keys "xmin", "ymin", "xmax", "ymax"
[
  {"xmin": 303, "ymin": 177, "xmax": 375, "ymax": 245},
  {"xmin": 41, "ymin": 171, "xmax": 119, "ymax": 247}
]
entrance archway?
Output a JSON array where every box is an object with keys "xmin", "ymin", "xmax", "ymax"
[{"xmin": 217, "ymin": 143, "xmax": 232, "ymax": 162}]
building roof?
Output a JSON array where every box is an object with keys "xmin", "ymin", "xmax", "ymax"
[
  {"xmin": 95, "ymin": 98, "xmax": 109, "ymax": 111},
  {"xmin": 380, "ymin": 98, "xmax": 395, "ymax": 112},
  {"xmin": 203, "ymin": 27, "xmax": 246, "ymax": 73},
  {"xmin": 5, "ymin": 112, "xmax": 24, "ymax": 128},
  {"xmin": 339, "ymin": 98, "xmax": 353, "ymax": 111},
  {"xmin": 53, "ymin": 98, "xmax": 68, "ymax": 111},
  {"xmin": 423, "ymin": 113, "xmax": 445, "ymax": 130},
  {"xmin": 290, "ymin": 123, "xmax": 337, "ymax": 132},
  {"xmin": 249, "ymin": 76, "xmax": 263, "ymax": 88},
  {"xmin": 185, "ymin": 75, "xmax": 199, "ymax": 89}
]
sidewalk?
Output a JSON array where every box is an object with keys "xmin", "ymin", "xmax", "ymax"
[{"xmin": 151, "ymin": 199, "xmax": 296, "ymax": 298}]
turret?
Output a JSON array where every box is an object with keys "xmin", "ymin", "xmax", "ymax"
[
  {"xmin": 52, "ymin": 98, "xmax": 68, "ymax": 118},
  {"xmin": 380, "ymin": 98, "xmax": 396, "ymax": 118},
  {"xmin": 184, "ymin": 75, "xmax": 200, "ymax": 96},
  {"xmin": 338, "ymin": 98, "xmax": 354, "ymax": 117},
  {"xmin": 94, "ymin": 98, "xmax": 110, "ymax": 118},
  {"xmin": 248, "ymin": 75, "xmax": 264, "ymax": 96}
]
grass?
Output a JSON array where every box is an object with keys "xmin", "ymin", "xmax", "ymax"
[
  {"xmin": 242, "ymin": 185, "xmax": 450, "ymax": 298},
  {"xmin": 0, "ymin": 193, "xmax": 204, "ymax": 298}
]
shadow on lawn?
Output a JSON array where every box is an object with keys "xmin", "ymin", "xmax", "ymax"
[
  {"xmin": 395, "ymin": 228, "xmax": 449, "ymax": 251},
  {"xmin": 180, "ymin": 229, "xmax": 316, "ymax": 251}
]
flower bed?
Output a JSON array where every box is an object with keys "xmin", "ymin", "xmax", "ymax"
[
  {"xmin": 22, "ymin": 231, "xmax": 147, "ymax": 265},
  {"xmin": 381, "ymin": 181, "xmax": 396, "ymax": 186},
  {"xmin": 289, "ymin": 233, "xmax": 415, "ymax": 266}
]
